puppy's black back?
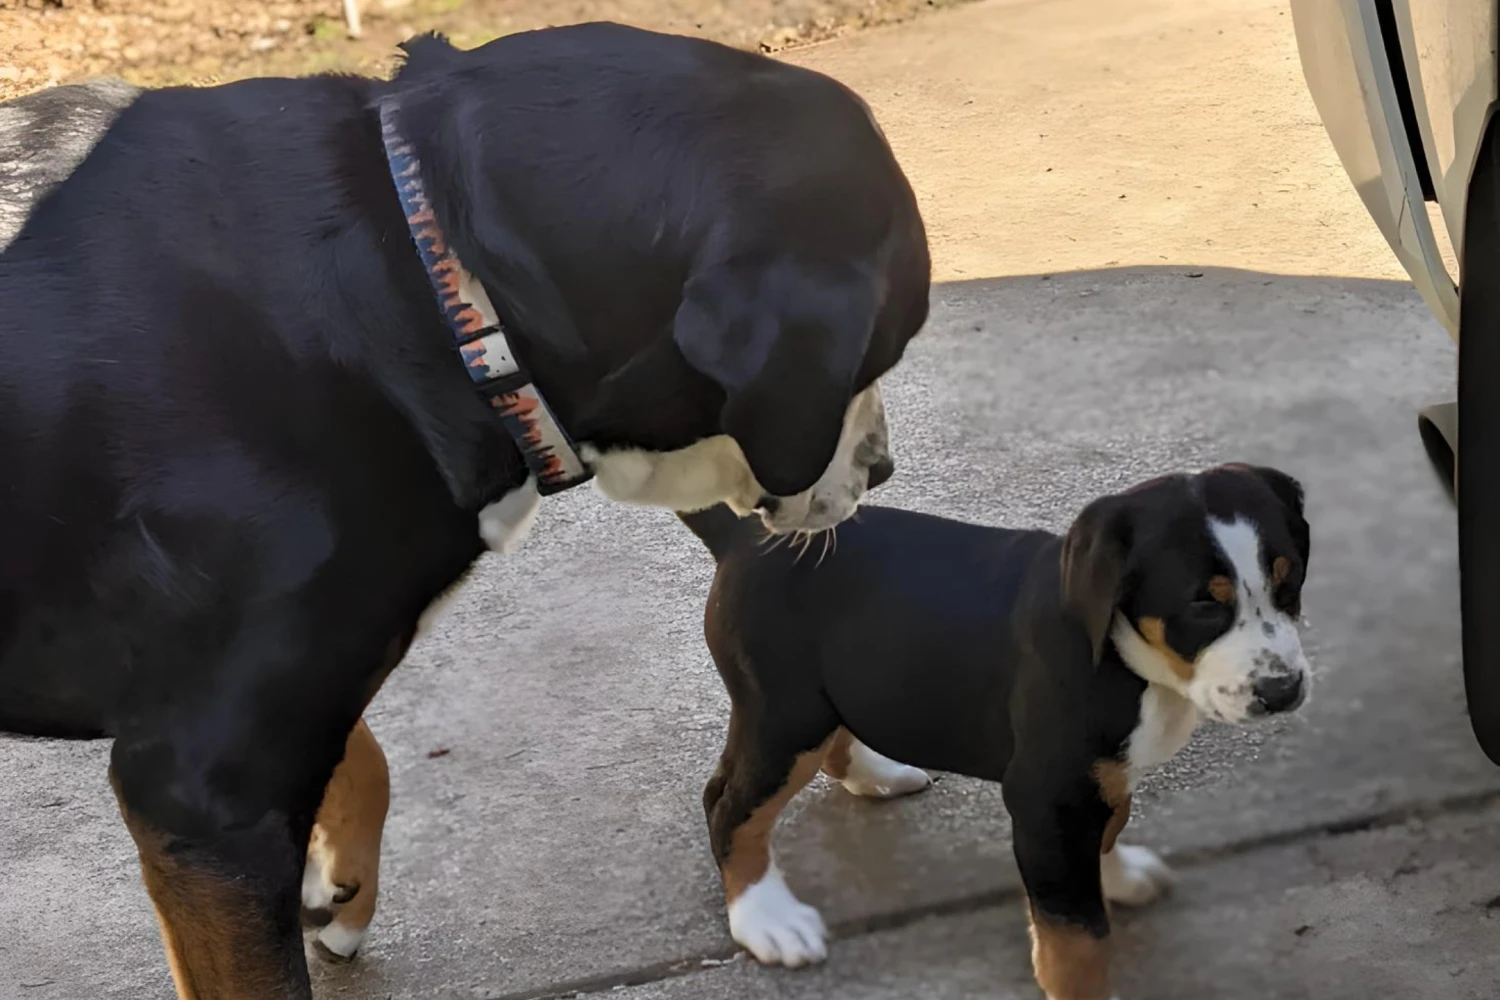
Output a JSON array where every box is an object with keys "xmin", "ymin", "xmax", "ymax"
[{"xmin": 687, "ymin": 505, "xmax": 1054, "ymax": 778}]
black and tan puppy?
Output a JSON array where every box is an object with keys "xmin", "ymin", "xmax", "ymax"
[
  {"xmin": 0, "ymin": 24, "xmax": 929, "ymax": 1000},
  {"xmin": 683, "ymin": 464, "xmax": 1311, "ymax": 1000}
]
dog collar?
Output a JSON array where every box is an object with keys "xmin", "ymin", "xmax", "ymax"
[{"xmin": 378, "ymin": 102, "xmax": 592, "ymax": 496}]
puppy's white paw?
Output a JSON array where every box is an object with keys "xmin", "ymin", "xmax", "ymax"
[
  {"xmin": 728, "ymin": 867, "xmax": 828, "ymax": 968},
  {"xmin": 1101, "ymin": 844, "xmax": 1174, "ymax": 907},
  {"xmin": 315, "ymin": 919, "xmax": 367, "ymax": 961},
  {"xmin": 838, "ymin": 740, "xmax": 932, "ymax": 799}
]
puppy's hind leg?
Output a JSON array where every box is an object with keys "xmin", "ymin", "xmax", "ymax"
[
  {"xmin": 303, "ymin": 717, "xmax": 390, "ymax": 961},
  {"xmin": 822, "ymin": 727, "xmax": 931, "ymax": 799},
  {"xmin": 705, "ymin": 712, "xmax": 836, "ymax": 968}
]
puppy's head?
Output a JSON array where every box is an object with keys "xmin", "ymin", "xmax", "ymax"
[{"xmin": 1061, "ymin": 464, "xmax": 1311, "ymax": 724}]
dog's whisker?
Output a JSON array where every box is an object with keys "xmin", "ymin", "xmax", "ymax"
[
  {"xmin": 815, "ymin": 529, "xmax": 834, "ymax": 568},
  {"xmin": 795, "ymin": 530, "xmax": 818, "ymax": 565}
]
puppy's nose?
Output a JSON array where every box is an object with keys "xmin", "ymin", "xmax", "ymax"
[
  {"xmin": 1252, "ymin": 673, "xmax": 1305, "ymax": 714},
  {"xmin": 867, "ymin": 456, "xmax": 895, "ymax": 490}
]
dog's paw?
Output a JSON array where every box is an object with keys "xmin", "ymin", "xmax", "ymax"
[
  {"xmin": 838, "ymin": 741, "xmax": 932, "ymax": 799},
  {"xmin": 301, "ymin": 853, "xmax": 338, "ymax": 913},
  {"xmin": 1101, "ymin": 844, "xmax": 1174, "ymax": 907},
  {"xmin": 728, "ymin": 868, "xmax": 828, "ymax": 968}
]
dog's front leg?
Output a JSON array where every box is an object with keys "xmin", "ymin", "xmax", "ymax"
[
  {"xmin": 108, "ymin": 715, "xmax": 347, "ymax": 1000},
  {"xmin": 1004, "ymin": 772, "xmax": 1116, "ymax": 1000}
]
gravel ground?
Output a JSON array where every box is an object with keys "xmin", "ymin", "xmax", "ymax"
[{"xmin": 0, "ymin": 0, "xmax": 974, "ymax": 101}]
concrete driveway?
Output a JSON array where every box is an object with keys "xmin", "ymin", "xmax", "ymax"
[{"xmin": 2, "ymin": 1, "xmax": 1494, "ymax": 999}]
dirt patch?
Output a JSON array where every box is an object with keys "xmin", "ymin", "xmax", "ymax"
[{"xmin": 0, "ymin": 0, "xmax": 975, "ymax": 101}]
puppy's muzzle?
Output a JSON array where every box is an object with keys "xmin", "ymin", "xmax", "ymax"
[{"xmin": 1250, "ymin": 671, "xmax": 1306, "ymax": 715}]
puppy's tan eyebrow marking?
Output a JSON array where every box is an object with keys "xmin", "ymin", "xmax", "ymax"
[
  {"xmin": 1207, "ymin": 575, "xmax": 1235, "ymax": 604},
  {"xmin": 1271, "ymin": 556, "xmax": 1290, "ymax": 587}
]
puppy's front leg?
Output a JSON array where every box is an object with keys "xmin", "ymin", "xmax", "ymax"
[
  {"xmin": 303, "ymin": 718, "xmax": 390, "ymax": 961},
  {"xmin": 1004, "ymin": 772, "xmax": 1116, "ymax": 1000}
]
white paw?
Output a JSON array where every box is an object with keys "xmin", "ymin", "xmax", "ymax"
[
  {"xmin": 839, "ymin": 740, "xmax": 932, "ymax": 799},
  {"xmin": 728, "ymin": 867, "xmax": 828, "ymax": 968},
  {"xmin": 1101, "ymin": 844, "xmax": 1174, "ymax": 907},
  {"xmin": 315, "ymin": 919, "xmax": 367, "ymax": 960}
]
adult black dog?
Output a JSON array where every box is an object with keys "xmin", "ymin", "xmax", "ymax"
[{"xmin": 0, "ymin": 24, "xmax": 930, "ymax": 1000}]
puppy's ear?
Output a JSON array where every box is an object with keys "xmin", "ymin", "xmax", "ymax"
[
  {"xmin": 1234, "ymin": 464, "xmax": 1310, "ymax": 564},
  {"xmin": 673, "ymin": 257, "xmax": 878, "ymax": 497},
  {"xmin": 1060, "ymin": 495, "xmax": 1134, "ymax": 664}
]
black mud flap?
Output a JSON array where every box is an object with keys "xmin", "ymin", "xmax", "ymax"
[
  {"xmin": 1458, "ymin": 102, "xmax": 1500, "ymax": 765},
  {"xmin": 1418, "ymin": 401, "xmax": 1457, "ymax": 505}
]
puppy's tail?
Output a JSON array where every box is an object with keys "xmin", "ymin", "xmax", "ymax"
[{"xmin": 678, "ymin": 504, "xmax": 765, "ymax": 562}]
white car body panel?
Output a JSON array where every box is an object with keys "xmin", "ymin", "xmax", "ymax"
[
  {"xmin": 1393, "ymin": 0, "xmax": 1497, "ymax": 258},
  {"xmin": 1289, "ymin": 0, "xmax": 1480, "ymax": 340}
]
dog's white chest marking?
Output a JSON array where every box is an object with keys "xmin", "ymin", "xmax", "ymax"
[
  {"xmin": 477, "ymin": 476, "xmax": 540, "ymax": 554},
  {"xmin": 1123, "ymin": 683, "xmax": 1198, "ymax": 791}
]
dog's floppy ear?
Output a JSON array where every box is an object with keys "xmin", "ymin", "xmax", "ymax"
[
  {"xmin": 394, "ymin": 32, "xmax": 461, "ymax": 79},
  {"xmin": 673, "ymin": 257, "xmax": 878, "ymax": 497},
  {"xmin": 1060, "ymin": 494, "xmax": 1135, "ymax": 664},
  {"xmin": 1233, "ymin": 464, "xmax": 1310, "ymax": 565}
]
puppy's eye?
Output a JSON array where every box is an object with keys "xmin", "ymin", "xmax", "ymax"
[
  {"xmin": 1274, "ymin": 584, "xmax": 1301, "ymax": 615},
  {"xmin": 1186, "ymin": 599, "xmax": 1231, "ymax": 618}
]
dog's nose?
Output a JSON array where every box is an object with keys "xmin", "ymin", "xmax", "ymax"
[
  {"xmin": 1252, "ymin": 673, "xmax": 1305, "ymax": 714},
  {"xmin": 867, "ymin": 456, "xmax": 895, "ymax": 490}
]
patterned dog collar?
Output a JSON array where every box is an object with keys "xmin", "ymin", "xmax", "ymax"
[{"xmin": 379, "ymin": 102, "xmax": 592, "ymax": 496}]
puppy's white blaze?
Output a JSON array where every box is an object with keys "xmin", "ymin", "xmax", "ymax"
[
  {"xmin": 316, "ymin": 919, "xmax": 366, "ymax": 959},
  {"xmin": 1124, "ymin": 684, "xmax": 1198, "ymax": 791},
  {"xmin": 477, "ymin": 476, "xmax": 540, "ymax": 554},
  {"xmin": 1100, "ymin": 844, "xmax": 1174, "ymax": 907},
  {"xmin": 836, "ymin": 738, "xmax": 932, "ymax": 798},
  {"xmin": 727, "ymin": 864, "xmax": 828, "ymax": 968},
  {"xmin": 1191, "ymin": 517, "xmax": 1309, "ymax": 723}
]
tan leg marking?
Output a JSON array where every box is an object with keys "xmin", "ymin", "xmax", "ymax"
[
  {"xmin": 1029, "ymin": 912, "xmax": 1112, "ymax": 1000},
  {"xmin": 306, "ymin": 717, "xmax": 390, "ymax": 959},
  {"xmin": 117, "ymin": 811, "xmax": 294, "ymax": 1000},
  {"xmin": 1093, "ymin": 760, "xmax": 1131, "ymax": 855},
  {"xmin": 721, "ymin": 739, "xmax": 830, "ymax": 902},
  {"xmin": 1135, "ymin": 616, "xmax": 1196, "ymax": 681},
  {"xmin": 821, "ymin": 728, "xmax": 853, "ymax": 782}
]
